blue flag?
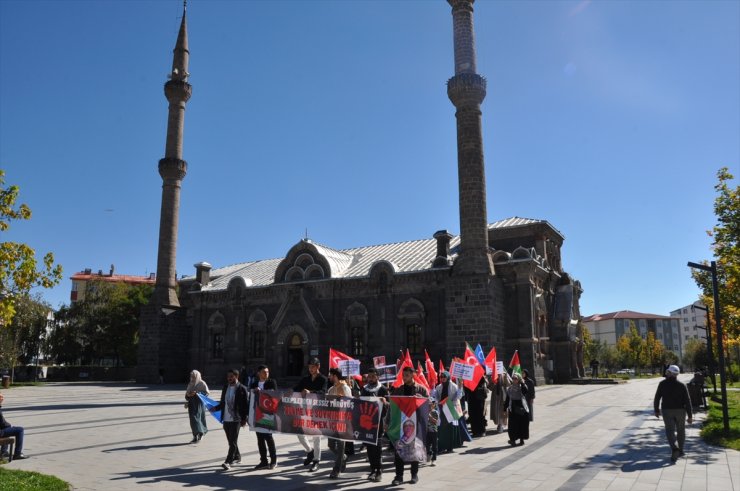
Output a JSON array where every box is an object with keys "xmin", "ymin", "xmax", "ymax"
[
  {"xmin": 474, "ymin": 344, "xmax": 486, "ymax": 366},
  {"xmin": 197, "ymin": 393, "xmax": 222, "ymax": 424}
]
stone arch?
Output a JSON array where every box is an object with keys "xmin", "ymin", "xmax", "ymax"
[
  {"xmin": 285, "ymin": 266, "xmax": 304, "ymax": 282},
  {"xmin": 491, "ymin": 250, "xmax": 511, "ymax": 263},
  {"xmin": 304, "ymin": 264, "xmax": 325, "ymax": 280},
  {"xmin": 276, "ymin": 325, "xmax": 309, "ymax": 377},
  {"xmin": 512, "ymin": 246, "xmax": 532, "ymax": 260},
  {"xmin": 295, "ymin": 253, "xmax": 315, "ymax": 269}
]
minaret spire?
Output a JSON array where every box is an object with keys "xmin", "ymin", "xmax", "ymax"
[
  {"xmin": 152, "ymin": 4, "xmax": 193, "ymax": 306},
  {"xmin": 447, "ymin": 0, "xmax": 493, "ymax": 275}
]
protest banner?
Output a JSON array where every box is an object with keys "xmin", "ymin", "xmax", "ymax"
[
  {"xmin": 373, "ymin": 355, "xmax": 386, "ymax": 367},
  {"xmin": 337, "ymin": 359, "xmax": 361, "ymax": 377},
  {"xmin": 449, "ymin": 360, "xmax": 475, "ymax": 381},
  {"xmin": 496, "ymin": 361, "xmax": 505, "ymax": 376},
  {"xmin": 251, "ymin": 390, "xmax": 382, "ymax": 444},
  {"xmin": 376, "ymin": 364, "xmax": 397, "ymax": 383}
]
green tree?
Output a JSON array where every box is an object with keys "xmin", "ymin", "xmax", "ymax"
[
  {"xmin": 691, "ymin": 167, "xmax": 739, "ymax": 360},
  {"xmin": 616, "ymin": 322, "xmax": 647, "ymax": 370},
  {"xmin": 47, "ymin": 280, "xmax": 152, "ymax": 366},
  {"xmin": 682, "ymin": 338, "xmax": 709, "ymax": 371},
  {"xmin": 0, "ymin": 293, "xmax": 50, "ymax": 375},
  {"xmin": 0, "ymin": 170, "xmax": 63, "ymax": 325}
]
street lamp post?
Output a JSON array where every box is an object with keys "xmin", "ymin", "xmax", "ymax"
[
  {"xmin": 691, "ymin": 303, "xmax": 717, "ymax": 393},
  {"xmin": 688, "ymin": 260, "xmax": 730, "ymax": 436}
]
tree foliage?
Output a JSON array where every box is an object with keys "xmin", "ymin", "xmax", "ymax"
[
  {"xmin": 692, "ymin": 167, "xmax": 740, "ymax": 363},
  {"xmin": 614, "ymin": 322, "xmax": 672, "ymax": 372},
  {"xmin": 47, "ymin": 280, "xmax": 151, "ymax": 366},
  {"xmin": 0, "ymin": 293, "xmax": 50, "ymax": 369},
  {"xmin": 0, "ymin": 170, "xmax": 63, "ymax": 325}
]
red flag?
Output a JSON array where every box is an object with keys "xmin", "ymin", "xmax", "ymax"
[
  {"xmin": 462, "ymin": 342, "xmax": 485, "ymax": 391},
  {"xmin": 328, "ymin": 348, "xmax": 362, "ymax": 382},
  {"xmin": 425, "ymin": 350, "xmax": 438, "ymax": 388},
  {"xmin": 415, "ymin": 361, "xmax": 430, "ymax": 390},
  {"xmin": 439, "ymin": 359, "xmax": 446, "ymax": 376},
  {"xmin": 393, "ymin": 351, "xmax": 414, "ymax": 388},
  {"xmin": 485, "ymin": 347, "xmax": 497, "ymax": 380}
]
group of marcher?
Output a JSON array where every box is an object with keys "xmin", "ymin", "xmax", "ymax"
[{"xmin": 184, "ymin": 358, "xmax": 541, "ymax": 485}]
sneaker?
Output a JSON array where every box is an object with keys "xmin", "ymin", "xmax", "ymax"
[
  {"xmin": 254, "ymin": 462, "xmax": 269, "ymax": 470},
  {"xmin": 269, "ymin": 459, "xmax": 278, "ymax": 469},
  {"xmin": 309, "ymin": 461, "xmax": 319, "ymax": 472},
  {"xmin": 329, "ymin": 469, "xmax": 340, "ymax": 479},
  {"xmin": 410, "ymin": 474, "xmax": 419, "ymax": 484},
  {"xmin": 340, "ymin": 455, "xmax": 347, "ymax": 472},
  {"xmin": 13, "ymin": 454, "xmax": 28, "ymax": 460},
  {"xmin": 234, "ymin": 455, "xmax": 241, "ymax": 464},
  {"xmin": 373, "ymin": 471, "xmax": 383, "ymax": 482},
  {"xmin": 221, "ymin": 463, "xmax": 231, "ymax": 470},
  {"xmin": 391, "ymin": 476, "xmax": 403, "ymax": 486},
  {"xmin": 303, "ymin": 450, "xmax": 314, "ymax": 466},
  {"xmin": 189, "ymin": 437, "xmax": 198, "ymax": 444}
]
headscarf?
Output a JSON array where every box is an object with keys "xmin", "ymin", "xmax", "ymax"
[
  {"xmin": 439, "ymin": 371, "xmax": 452, "ymax": 401},
  {"xmin": 507, "ymin": 373, "xmax": 524, "ymax": 400},
  {"xmin": 186, "ymin": 370, "xmax": 209, "ymax": 395}
]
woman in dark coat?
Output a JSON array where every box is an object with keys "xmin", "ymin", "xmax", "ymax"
[
  {"xmin": 522, "ymin": 369, "xmax": 536, "ymax": 422},
  {"xmin": 505, "ymin": 372, "xmax": 530, "ymax": 446},
  {"xmin": 464, "ymin": 376, "xmax": 488, "ymax": 437}
]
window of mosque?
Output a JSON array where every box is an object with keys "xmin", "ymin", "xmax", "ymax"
[
  {"xmin": 252, "ymin": 331, "xmax": 264, "ymax": 358},
  {"xmin": 407, "ymin": 324, "xmax": 422, "ymax": 354},
  {"xmin": 352, "ymin": 327, "xmax": 365, "ymax": 357},
  {"xmin": 213, "ymin": 333, "xmax": 224, "ymax": 359}
]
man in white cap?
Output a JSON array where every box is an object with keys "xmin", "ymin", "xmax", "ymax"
[{"xmin": 653, "ymin": 365, "xmax": 693, "ymax": 462}]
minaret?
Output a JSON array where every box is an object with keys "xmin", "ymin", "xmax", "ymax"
[
  {"xmin": 152, "ymin": 2, "xmax": 191, "ymax": 306},
  {"xmin": 447, "ymin": 0, "xmax": 493, "ymax": 275}
]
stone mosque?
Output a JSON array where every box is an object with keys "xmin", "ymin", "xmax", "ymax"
[{"xmin": 137, "ymin": 0, "xmax": 584, "ymax": 386}]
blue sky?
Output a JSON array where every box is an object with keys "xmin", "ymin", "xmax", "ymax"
[{"xmin": 1, "ymin": 0, "xmax": 738, "ymax": 317}]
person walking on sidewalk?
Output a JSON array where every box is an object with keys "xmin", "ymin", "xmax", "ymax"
[
  {"xmin": 653, "ymin": 364, "xmax": 693, "ymax": 462},
  {"xmin": 211, "ymin": 368, "xmax": 249, "ymax": 470},
  {"xmin": 185, "ymin": 369, "xmax": 210, "ymax": 443},
  {"xmin": 360, "ymin": 367, "xmax": 389, "ymax": 483},
  {"xmin": 248, "ymin": 365, "xmax": 278, "ymax": 470},
  {"xmin": 293, "ymin": 357, "xmax": 328, "ymax": 472},
  {"xmin": 326, "ymin": 367, "xmax": 352, "ymax": 479}
]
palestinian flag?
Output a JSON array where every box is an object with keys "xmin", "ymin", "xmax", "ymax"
[
  {"xmin": 388, "ymin": 396, "xmax": 429, "ymax": 463},
  {"xmin": 424, "ymin": 350, "xmax": 438, "ymax": 388},
  {"xmin": 509, "ymin": 350, "xmax": 522, "ymax": 376},
  {"xmin": 439, "ymin": 396, "xmax": 462, "ymax": 426}
]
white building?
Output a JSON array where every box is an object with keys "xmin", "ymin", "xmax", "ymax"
[
  {"xmin": 582, "ymin": 310, "xmax": 682, "ymax": 358},
  {"xmin": 669, "ymin": 302, "xmax": 709, "ymax": 357}
]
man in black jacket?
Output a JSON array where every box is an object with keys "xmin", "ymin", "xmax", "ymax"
[
  {"xmin": 654, "ymin": 365, "xmax": 693, "ymax": 462},
  {"xmin": 0, "ymin": 392, "xmax": 27, "ymax": 460},
  {"xmin": 212, "ymin": 368, "xmax": 249, "ymax": 470},
  {"xmin": 249, "ymin": 365, "xmax": 278, "ymax": 470},
  {"xmin": 292, "ymin": 357, "xmax": 328, "ymax": 472},
  {"xmin": 390, "ymin": 366, "xmax": 428, "ymax": 486}
]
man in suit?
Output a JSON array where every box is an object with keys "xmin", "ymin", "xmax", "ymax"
[
  {"xmin": 211, "ymin": 368, "xmax": 249, "ymax": 470},
  {"xmin": 249, "ymin": 365, "xmax": 278, "ymax": 470}
]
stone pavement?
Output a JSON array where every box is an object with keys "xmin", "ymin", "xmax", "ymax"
[{"xmin": 1, "ymin": 376, "xmax": 737, "ymax": 490}]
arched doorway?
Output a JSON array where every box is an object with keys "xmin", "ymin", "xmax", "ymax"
[{"xmin": 286, "ymin": 334, "xmax": 305, "ymax": 377}]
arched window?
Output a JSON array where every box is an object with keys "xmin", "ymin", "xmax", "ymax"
[
  {"xmin": 406, "ymin": 324, "xmax": 422, "ymax": 354},
  {"xmin": 352, "ymin": 326, "xmax": 365, "ymax": 356},
  {"xmin": 208, "ymin": 312, "xmax": 226, "ymax": 360}
]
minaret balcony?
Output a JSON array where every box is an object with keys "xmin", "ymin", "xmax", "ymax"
[
  {"xmin": 164, "ymin": 79, "xmax": 192, "ymax": 104},
  {"xmin": 447, "ymin": 73, "xmax": 486, "ymax": 108}
]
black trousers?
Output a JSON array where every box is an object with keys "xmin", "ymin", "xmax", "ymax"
[
  {"xmin": 394, "ymin": 452, "xmax": 419, "ymax": 478},
  {"xmin": 223, "ymin": 421, "xmax": 241, "ymax": 464},
  {"xmin": 426, "ymin": 431, "xmax": 438, "ymax": 460},
  {"xmin": 366, "ymin": 443, "xmax": 382, "ymax": 471},
  {"xmin": 256, "ymin": 432, "xmax": 276, "ymax": 463}
]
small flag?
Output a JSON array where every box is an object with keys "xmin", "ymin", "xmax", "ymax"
[
  {"xmin": 440, "ymin": 396, "xmax": 462, "ymax": 426},
  {"xmin": 425, "ymin": 350, "xmax": 438, "ymax": 388},
  {"xmin": 509, "ymin": 350, "xmax": 522, "ymax": 376},
  {"xmin": 474, "ymin": 344, "xmax": 486, "ymax": 366},
  {"xmin": 463, "ymin": 342, "xmax": 485, "ymax": 391},
  {"xmin": 415, "ymin": 361, "xmax": 430, "ymax": 390},
  {"xmin": 485, "ymin": 347, "xmax": 497, "ymax": 378},
  {"xmin": 197, "ymin": 393, "xmax": 222, "ymax": 424}
]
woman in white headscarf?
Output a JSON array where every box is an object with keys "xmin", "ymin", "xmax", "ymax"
[
  {"xmin": 488, "ymin": 371, "xmax": 512, "ymax": 433},
  {"xmin": 185, "ymin": 370, "xmax": 210, "ymax": 443},
  {"xmin": 505, "ymin": 372, "xmax": 530, "ymax": 446}
]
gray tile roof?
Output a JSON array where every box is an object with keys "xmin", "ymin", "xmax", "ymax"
[{"xmin": 191, "ymin": 216, "xmax": 551, "ymax": 292}]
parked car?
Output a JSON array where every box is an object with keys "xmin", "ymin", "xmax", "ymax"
[{"xmin": 616, "ymin": 369, "xmax": 635, "ymax": 375}]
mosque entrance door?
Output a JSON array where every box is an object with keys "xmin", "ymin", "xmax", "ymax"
[{"xmin": 286, "ymin": 333, "xmax": 305, "ymax": 377}]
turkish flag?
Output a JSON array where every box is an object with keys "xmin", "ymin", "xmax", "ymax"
[
  {"xmin": 329, "ymin": 348, "xmax": 362, "ymax": 382},
  {"xmin": 425, "ymin": 350, "xmax": 438, "ymax": 388},
  {"xmin": 462, "ymin": 343, "xmax": 485, "ymax": 391},
  {"xmin": 393, "ymin": 350, "xmax": 414, "ymax": 388},
  {"xmin": 485, "ymin": 347, "xmax": 497, "ymax": 380},
  {"xmin": 415, "ymin": 361, "xmax": 430, "ymax": 390}
]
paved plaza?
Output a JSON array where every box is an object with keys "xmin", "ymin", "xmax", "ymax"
[{"xmin": 1, "ymin": 376, "xmax": 738, "ymax": 490}]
